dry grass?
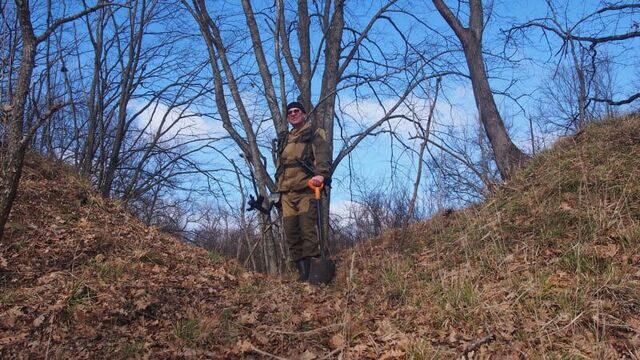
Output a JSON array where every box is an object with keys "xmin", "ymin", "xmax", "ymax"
[{"xmin": 336, "ymin": 113, "xmax": 640, "ymax": 357}]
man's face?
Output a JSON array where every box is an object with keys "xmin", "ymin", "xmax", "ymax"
[{"xmin": 287, "ymin": 108, "xmax": 305, "ymax": 127}]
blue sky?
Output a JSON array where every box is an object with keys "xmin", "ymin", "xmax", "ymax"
[{"xmin": 122, "ymin": 0, "xmax": 640, "ymax": 224}]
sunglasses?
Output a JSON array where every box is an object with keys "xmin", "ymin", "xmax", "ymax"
[{"xmin": 287, "ymin": 109, "xmax": 302, "ymax": 115}]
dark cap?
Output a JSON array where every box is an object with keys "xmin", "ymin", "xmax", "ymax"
[{"xmin": 286, "ymin": 101, "xmax": 306, "ymax": 113}]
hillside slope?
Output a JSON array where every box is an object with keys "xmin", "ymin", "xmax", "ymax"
[{"xmin": 1, "ymin": 114, "xmax": 639, "ymax": 359}]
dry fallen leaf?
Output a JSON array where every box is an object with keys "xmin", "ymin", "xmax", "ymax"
[
  {"xmin": 299, "ymin": 349, "xmax": 317, "ymax": 360},
  {"xmin": 241, "ymin": 272, "xmax": 252, "ymax": 280},
  {"xmin": 593, "ymin": 243, "xmax": 619, "ymax": 258},
  {"xmin": 627, "ymin": 317, "xmax": 640, "ymax": 332},
  {"xmin": 32, "ymin": 314, "xmax": 46, "ymax": 327},
  {"xmin": 251, "ymin": 330, "xmax": 269, "ymax": 346},
  {"xmin": 548, "ymin": 271, "xmax": 571, "ymax": 287},
  {"xmin": 1, "ymin": 306, "xmax": 24, "ymax": 327},
  {"xmin": 238, "ymin": 312, "xmax": 258, "ymax": 325},
  {"xmin": 379, "ymin": 349, "xmax": 405, "ymax": 360},
  {"xmin": 302, "ymin": 310, "xmax": 314, "ymax": 321},
  {"xmin": 234, "ymin": 339, "xmax": 254, "ymax": 354},
  {"xmin": 448, "ymin": 329, "xmax": 460, "ymax": 344},
  {"xmin": 395, "ymin": 333, "xmax": 411, "ymax": 351},
  {"xmin": 559, "ymin": 202, "xmax": 572, "ymax": 211},
  {"xmin": 375, "ymin": 319, "xmax": 397, "ymax": 336},
  {"xmin": 181, "ymin": 348, "xmax": 197, "ymax": 357},
  {"xmin": 329, "ymin": 333, "xmax": 344, "ymax": 349}
]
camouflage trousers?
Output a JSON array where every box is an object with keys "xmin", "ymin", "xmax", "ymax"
[{"xmin": 282, "ymin": 189, "xmax": 320, "ymax": 262}]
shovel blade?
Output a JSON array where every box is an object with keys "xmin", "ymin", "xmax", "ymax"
[{"xmin": 308, "ymin": 258, "xmax": 336, "ymax": 285}]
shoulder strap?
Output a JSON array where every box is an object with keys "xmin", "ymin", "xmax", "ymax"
[
  {"xmin": 294, "ymin": 124, "xmax": 316, "ymax": 144},
  {"xmin": 275, "ymin": 130, "xmax": 288, "ymax": 157},
  {"xmin": 299, "ymin": 125, "xmax": 316, "ymax": 163}
]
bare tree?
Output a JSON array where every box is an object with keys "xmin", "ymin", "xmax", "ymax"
[
  {"xmin": 407, "ymin": 77, "xmax": 441, "ymax": 220},
  {"xmin": 0, "ymin": 0, "xmax": 115, "ymax": 240},
  {"xmin": 180, "ymin": 0, "xmax": 438, "ymax": 272},
  {"xmin": 0, "ymin": 1, "xmax": 20, "ymax": 105},
  {"xmin": 79, "ymin": 2, "xmax": 108, "ymax": 177},
  {"xmin": 30, "ymin": 18, "xmax": 85, "ymax": 162},
  {"xmin": 38, "ymin": 0, "xmax": 218, "ymax": 213},
  {"xmin": 507, "ymin": 0, "xmax": 640, "ymax": 131},
  {"xmin": 432, "ymin": 119, "xmax": 498, "ymax": 203},
  {"xmin": 100, "ymin": 0, "xmax": 157, "ymax": 197},
  {"xmin": 431, "ymin": 0, "xmax": 530, "ymax": 181}
]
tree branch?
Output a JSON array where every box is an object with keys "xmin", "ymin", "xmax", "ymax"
[
  {"xmin": 36, "ymin": 2, "xmax": 127, "ymax": 43},
  {"xmin": 591, "ymin": 92, "xmax": 640, "ymax": 106}
]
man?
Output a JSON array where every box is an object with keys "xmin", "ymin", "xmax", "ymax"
[{"xmin": 276, "ymin": 101, "xmax": 331, "ymax": 282}]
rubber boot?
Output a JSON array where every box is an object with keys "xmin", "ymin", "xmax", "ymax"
[
  {"xmin": 304, "ymin": 257, "xmax": 311, "ymax": 279},
  {"xmin": 295, "ymin": 258, "xmax": 310, "ymax": 282}
]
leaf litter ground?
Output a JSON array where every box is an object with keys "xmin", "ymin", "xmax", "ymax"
[{"xmin": 1, "ymin": 114, "xmax": 640, "ymax": 359}]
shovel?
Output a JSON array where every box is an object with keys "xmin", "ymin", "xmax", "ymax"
[{"xmin": 307, "ymin": 180, "xmax": 336, "ymax": 285}]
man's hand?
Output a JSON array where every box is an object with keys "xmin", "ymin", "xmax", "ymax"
[{"xmin": 310, "ymin": 175, "xmax": 324, "ymax": 187}]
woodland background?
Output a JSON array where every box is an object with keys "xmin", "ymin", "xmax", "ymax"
[{"xmin": 1, "ymin": 0, "xmax": 639, "ymax": 273}]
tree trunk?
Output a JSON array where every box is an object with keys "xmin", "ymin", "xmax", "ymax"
[
  {"xmin": 101, "ymin": 0, "xmax": 146, "ymax": 197},
  {"xmin": 296, "ymin": 0, "xmax": 312, "ymax": 109},
  {"xmin": 462, "ymin": 38, "xmax": 529, "ymax": 180},
  {"xmin": 81, "ymin": 9, "xmax": 105, "ymax": 177},
  {"xmin": 408, "ymin": 77, "xmax": 440, "ymax": 219},
  {"xmin": 569, "ymin": 40, "xmax": 587, "ymax": 129},
  {"xmin": 0, "ymin": 2, "xmax": 37, "ymax": 240},
  {"xmin": 312, "ymin": 1, "xmax": 344, "ymax": 240},
  {"xmin": 1, "ymin": 1, "xmax": 113, "ymax": 239},
  {"xmin": 183, "ymin": 0, "xmax": 282, "ymax": 272},
  {"xmin": 433, "ymin": 0, "xmax": 529, "ymax": 181}
]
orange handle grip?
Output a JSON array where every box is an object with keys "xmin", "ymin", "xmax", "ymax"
[{"xmin": 307, "ymin": 179, "xmax": 324, "ymax": 199}]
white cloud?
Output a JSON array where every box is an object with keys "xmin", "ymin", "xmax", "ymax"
[
  {"xmin": 338, "ymin": 85, "xmax": 478, "ymax": 142},
  {"xmin": 436, "ymin": 86, "xmax": 477, "ymax": 128},
  {"xmin": 129, "ymin": 99, "xmax": 225, "ymax": 141},
  {"xmin": 330, "ymin": 199, "xmax": 357, "ymax": 228},
  {"xmin": 330, "ymin": 199, "xmax": 358, "ymax": 219},
  {"xmin": 340, "ymin": 97, "xmax": 421, "ymax": 138}
]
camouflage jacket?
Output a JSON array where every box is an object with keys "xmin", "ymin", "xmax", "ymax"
[{"xmin": 276, "ymin": 121, "xmax": 331, "ymax": 192}]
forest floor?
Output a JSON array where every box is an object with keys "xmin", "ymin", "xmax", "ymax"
[{"xmin": 1, "ymin": 113, "xmax": 640, "ymax": 359}]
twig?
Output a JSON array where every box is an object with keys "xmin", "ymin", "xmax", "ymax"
[
  {"xmin": 320, "ymin": 346, "xmax": 344, "ymax": 360},
  {"xmin": 44, "ymin": 314, "xmax": 55, "ymax": 359},
  {"xmin": 546, "ymin": 311, "xmax": 585, "ymax": 336},
  {"xmin": 594, "ymin": 314, "xmax": 639, "ymax": 334},
  {"xmin": 244, "ymin": 235, "xmax": 263, "ymax": 267},
  {"xmin": 270, "ymin": 322, "xmax": 345, "ymax": 336},
  {"xmin": 342, "ymin": 252, "xmax": 357, "ymax": 352},
  {"xmin": 459, "ymin": 333, "xmax": 495, "ymax": 356},
  {"xmin": 508, "ymin": 287, "xmax": 530, "ymax": 307},
  {"xmin": 564, "ymin": 311, "xmax": 585, "ymax": 329},
  {"xmin": 250, "ymin": 345, "xmax": 289, "ymax": 360}
]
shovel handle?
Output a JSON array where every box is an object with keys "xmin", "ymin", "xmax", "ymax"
[{"xmin": 307, "ymin": 179, "xmax": 324, "ymax": 200}]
